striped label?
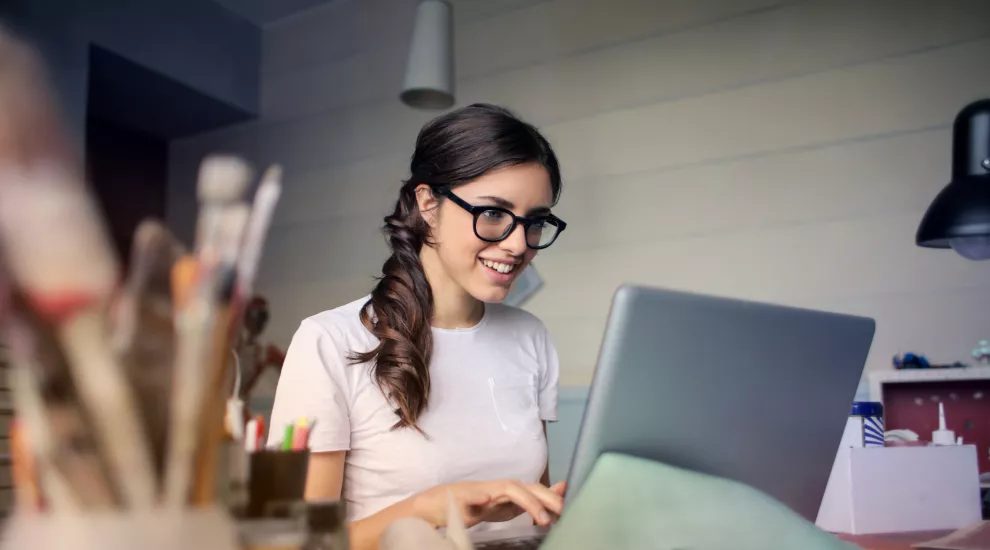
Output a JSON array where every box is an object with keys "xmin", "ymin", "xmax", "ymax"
[{"xmin": 863, "ymin": 415, "xmax": 885, "ymax": 447}]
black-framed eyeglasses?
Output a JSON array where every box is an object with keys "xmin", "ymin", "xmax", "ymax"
[{"xmin": 439, "ymin": 188, "xmax": 566, "ymax": 250}]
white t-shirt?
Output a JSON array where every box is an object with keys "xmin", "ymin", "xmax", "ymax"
[{"xmin": 267, "ymin": 296, "xmax": 560, "ymax": 525}]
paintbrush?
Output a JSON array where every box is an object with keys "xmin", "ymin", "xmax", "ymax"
[
  {"xmin": 235, "ymin": 165, "xmax": 282, "ymax": 302},
  {"xmin": 445, "ymin": 490, "xmax": 474, "ymax": 550},
  {"xmin": 0, "ymin": 139, "xmax": 158, "ymax": 512},
  {"xmin": 8, "ymin": 418, "xmax": 44, "ymax": 512},
  {"xmin": 164, "ymin": 261, "xmax": 216, "ymax": 506},
  {"xmin": 3, "ymin": 289, "xmax": 119, "ymax": 511},
  {"xmin": 109, "ymin": 219, "xmax": 185, "ymax": 485},
  {"xmin": 379, "ymin": 494, "xmax": 475, "ymax": 550},
  {"xmin": 0, "ymin": 26, "xmax": 77, "ymax": 176},
  {"xmin": 163, "ymin": 155, "xmax": 251, "ymax": 507},
  {"xmin": 190, "ymin": 164, "xmax": 282, "ymax": 505},
  {"xmin": 189, "ymin": 305, "xmax": 239, "ymax": 505},
  {"xmin": 7, "ymin": 368, "xmax": 84, "ymax": 513},
  {"xmin": 0, "ymin": 26, "xmax": 156, "ymax": 508}
]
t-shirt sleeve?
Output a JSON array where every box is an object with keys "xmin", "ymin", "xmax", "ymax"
[
  {"xmin": 537, "ymin": 326, "xmax": 560, "ymax": 422},
  {"xmin": 267, "ymin": 319, "xmax": 351, "ymax": 452}
]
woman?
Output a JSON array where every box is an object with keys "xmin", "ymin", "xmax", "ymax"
[{"xmin": 268, "ymin": 103, "xmax": 568, "ymax": 550}]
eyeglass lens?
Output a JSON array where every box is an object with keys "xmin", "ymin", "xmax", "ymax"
[{"xmin": 475, "ymin": 209, "xmax": 560, "ymax": 248}]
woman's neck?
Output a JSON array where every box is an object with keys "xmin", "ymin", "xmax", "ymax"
[{"xmin": 420, "ymin": 246, "xmax": 484, "ymax": 329}]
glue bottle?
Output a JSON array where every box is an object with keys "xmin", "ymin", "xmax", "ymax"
[
  {"xmin": 848, "ymin": 402, "xmax": 885, "ymax": 447},
  {"xmin": 931, "ymin": 402, "xmax": 957, "ymax": 446}
]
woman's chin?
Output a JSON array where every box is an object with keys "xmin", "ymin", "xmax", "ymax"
[
  {"xmin": 469, "ymin": 284, "xmax": 512, "ymax": 304},
  {"xmin": 466, "ymin": 265, "xmax": 521, "ymax": 303}
]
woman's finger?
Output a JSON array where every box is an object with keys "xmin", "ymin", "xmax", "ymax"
[
  {"xmin": 550, "ymin": 481, "xmax": 567, "ymax": 496},
  {"xmin": 458, "ymin": 487, "xmax": 492, "ymax": 507},
  {"xmin": 501, "ymin": 481, "xmax": 553, "ymax": 526},
  {"xmin": 456, "ymin": 486, "xmax": 494, "ymax": 523},
  {"xmin": 525, "ymin": 483, "xmax": 564, "ymax": 516}
]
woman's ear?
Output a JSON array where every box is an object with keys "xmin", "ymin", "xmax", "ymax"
[{"xmin": 415, "ymin": 184, "xmax": 440, "ymax": 228}]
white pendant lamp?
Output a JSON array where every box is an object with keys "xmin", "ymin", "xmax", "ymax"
[{"xmin": 400, "ymin": 0, "xmax": 454, "ymax": 110}]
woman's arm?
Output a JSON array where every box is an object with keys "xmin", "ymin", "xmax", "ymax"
[
  {"xmin": 305, "ymin": 450, "xmax": 561, "ymax": 550},
  {"xmin": 349, "ymin": 498, "xmax": 422, "ymax": 550},
  {"xmin": 305, "ymin": 451, "xmax": 418, "ymax": 550},
  {"xmin": 304, "ymin": 451, "xmax": 345, "ymax": 501}
]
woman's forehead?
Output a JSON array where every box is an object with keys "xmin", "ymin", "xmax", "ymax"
[{"xmin": 458, "ymin": 164, "xmax": 552, "ymax": 206}]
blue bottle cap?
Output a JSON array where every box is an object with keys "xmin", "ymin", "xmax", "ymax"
[{"xmin": 850, "ymin": 401, "xmax": 883, "ymax": 417}]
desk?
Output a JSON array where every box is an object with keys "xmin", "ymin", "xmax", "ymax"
[{"xmin": 838, "ymin": 531, "xmax": 951, "ymax": 549}]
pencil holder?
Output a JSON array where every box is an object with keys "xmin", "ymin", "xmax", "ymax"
[
  {"xmin": 237, "ymin": 517, "xmax": 306, "ymax": 550},
  {"xmin": 245, "ymin": 449, "xmax": 310, "ymax": 518},
  {"xmin": 0, "ymin": 505, "xmax": 241, "ymax": 550},
  {"xmin": 236, "ymin": 501, "xmax": 349, "ymax": 550}
]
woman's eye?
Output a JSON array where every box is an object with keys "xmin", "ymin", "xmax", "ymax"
[{"xmin": 482, "ymin": 210, "xmax": 505, "ymax": 221}]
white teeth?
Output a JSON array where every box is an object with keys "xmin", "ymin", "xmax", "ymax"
[{"xmin": 482, "ymin": 259, "xmax": 516, "ymax": 274}]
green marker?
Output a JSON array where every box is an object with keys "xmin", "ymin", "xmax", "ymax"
[{"xmin": 281, "ymin": 423, "xmax": 294, "ymax": 451}]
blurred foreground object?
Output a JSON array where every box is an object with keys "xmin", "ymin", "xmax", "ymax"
[
  {"xmin": 381, "ymin": 492, "xmax": 473, "ymax": 550},
  {"xmin": 539, "ymin": 453, "xmax": 857, "ymax": 550},
  {"xmin": 0, "ymin": 24, "xmax": 290, "ymax": 550},
  {"xmin": 0, "ymin": 22, "xmax": 155, "ymax": 511},
  {"xmin": 1, "ymin": 506, "xmax": 240, "ymax": 550}
]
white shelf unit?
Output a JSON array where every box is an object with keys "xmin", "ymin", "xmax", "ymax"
[{"xmin": 868, "ymin": 366, "xmax": 990, "ymax": 405}]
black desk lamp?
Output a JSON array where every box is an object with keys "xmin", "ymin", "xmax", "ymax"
[{"xmin": 916, "ymin": 99, "xmax": 990, "ymax": 260}]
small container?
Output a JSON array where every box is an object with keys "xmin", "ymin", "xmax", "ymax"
[
  {"xmin": 301, "ymin": 501, "xmax": 348, "ymax": 550},
  {"xmin": 238, "ymin": 518, "xmax": 306, "ymax": 550},
  {"xmin": 848, "ymin": 401, "xmax": 884, "ymax": 447},
  {"xmin": 246, "ymin": 449, "xmax": 311, "ymax": 518},
  {"xmin": 1, "ymin": 506, "xmax": 241, "ymax": 550}
]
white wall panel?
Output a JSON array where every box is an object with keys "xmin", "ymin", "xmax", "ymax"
[{"xmin": 167, "ymin": 0, "xmax": 990, "ymax": 389}]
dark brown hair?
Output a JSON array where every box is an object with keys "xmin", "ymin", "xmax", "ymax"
[{"xmin": 349, "ymin": 103, "xmax": 562, "ymax": 432}]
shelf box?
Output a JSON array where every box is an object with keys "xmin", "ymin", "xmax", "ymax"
[
  {"xmin": 816, "ymin": 445, "xmax": 982, "ymax": 535},
  {"xmin": 868, "ymin": 367, "xmax": 990, "ymax": 474}
]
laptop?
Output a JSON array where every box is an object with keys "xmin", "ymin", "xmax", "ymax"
[{"xmin": 470, "ymin": 285, "xmax": 876, "ymax": 548}]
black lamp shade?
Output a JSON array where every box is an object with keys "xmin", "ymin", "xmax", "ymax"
[{"xmin": 916, "ymin": 99, "xmax": 990, "ymax": 248}]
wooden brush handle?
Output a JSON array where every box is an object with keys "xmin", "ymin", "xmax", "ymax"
[{"xmin": 191, "ymin": 305, "xmax": 240, "ymax": 505}]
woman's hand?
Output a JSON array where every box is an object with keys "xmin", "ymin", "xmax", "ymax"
[{"xmin": 413, "ymin": 479, "xmax": 567, "ymax": 529}]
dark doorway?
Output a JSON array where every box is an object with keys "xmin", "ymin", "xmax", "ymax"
[
  {"xmin": 85, "ymin": 119, "xmax": 168, "ymax": 264},
  {"xmin": 84, "ymin": 44, "xmax": 254, "ymax": 263}
]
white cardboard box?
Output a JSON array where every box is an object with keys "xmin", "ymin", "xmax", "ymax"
[{"xmin": 815, "ymin": 445, "xmax": 983, "ymax": 535}]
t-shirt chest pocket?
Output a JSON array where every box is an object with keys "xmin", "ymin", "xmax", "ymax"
[{"xmin": 487, "ymin": 374, "xmax": 542, "ymax": 439}]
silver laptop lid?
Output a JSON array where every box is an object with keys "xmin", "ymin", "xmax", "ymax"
[{"xmin": 565, "ymin": 285, "xmax": 875, "ymax": 521}]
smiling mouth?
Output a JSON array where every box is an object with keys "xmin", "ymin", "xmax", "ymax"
[{"xmin": 480, "ymin": 259, "xmax": 517, "ymax": 274}]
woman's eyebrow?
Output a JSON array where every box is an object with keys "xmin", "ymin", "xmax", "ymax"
[
  {"xmin": 476, "ymin": 195, "xmax": 514, "ymax": 208},
  {"xmin": 476, "ymin": 195, "xmax": 552, "ymax": 216}
]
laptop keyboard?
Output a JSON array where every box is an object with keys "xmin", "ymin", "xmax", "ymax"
[{"xmin": 475, "ymin": 535, "xmax": 545, "ymax": 550}]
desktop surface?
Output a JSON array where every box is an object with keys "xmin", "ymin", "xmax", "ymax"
[{"xmin": 838, "ymin": 530, "xmax": 952, "ymax": 550}]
